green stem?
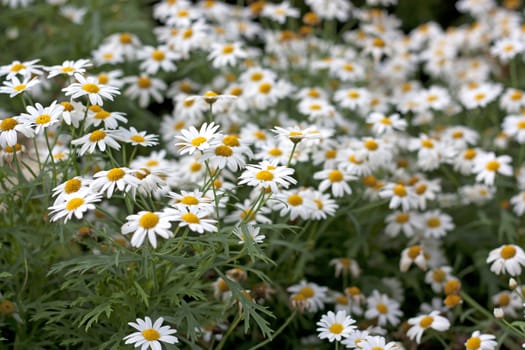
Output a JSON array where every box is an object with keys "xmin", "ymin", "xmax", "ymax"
[
  {"xmin": 286, "ymin": 142, "xmax": 298, "ymax": 167},
  {"xmin": 460, "ymin": 291, "xmax": 525, "ymax": 339},
  {"xmin": 44, "ymin": 132, "xmax": 57, "ymax": 187},
  {"xmin": 215, "ymin": 310, "xmax": 242, "ymax": 350}
]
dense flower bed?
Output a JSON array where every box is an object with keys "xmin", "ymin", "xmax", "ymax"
[{"xmin": 1, "ymin": 0, "xmax": 525, "ymax": 349}]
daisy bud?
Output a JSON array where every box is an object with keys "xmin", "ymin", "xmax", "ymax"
[
  {"xmin": 493, "ymin": 307, "xmax": 504, "ymax": 319},
  {"xmin": 444, "ymin": 294, "xmax": 462, "ymax": 309},
  {"xmin": 509, "ymin": 278, "xmax": 518, "ymax": 289}
]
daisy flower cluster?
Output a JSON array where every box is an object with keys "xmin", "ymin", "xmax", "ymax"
[{"xmin": 3, "ymin": 0, "xmax": 525, "ymax": 349}]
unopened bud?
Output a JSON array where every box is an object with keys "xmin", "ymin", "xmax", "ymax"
[
  {"xmin": 509, "ymin": 278, "xmax": 518, "ymax": 290},
  {"xmin": 494, "ymin": 307, "xmax": 504, "ymax": 319}
]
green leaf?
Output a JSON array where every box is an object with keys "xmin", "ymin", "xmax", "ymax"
[{"xmin": 77, "ymin": 302, "xmax": 113, "ymax": 332}]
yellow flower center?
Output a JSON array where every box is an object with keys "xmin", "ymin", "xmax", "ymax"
[
  {"xmin": 395, "ymin": 213, "xmax": 409, "ymax": 223},
  {"xmin": 96, "ymin": 111, "xmax": 116, "ymax": 122},
  {"xmin": 107, "ymin": 168, "xmax": 125, "ymax": 182},
  {"xmin": 498, "ymin": 293, "xmax": 510, "ymax": 306},
  {"xmin": 61, "ymin": 101, "xmax": 74, "ymax": 111},
  {"xmin": 215, "ymin": 145, "xmax": 233, "ymax": 157},
  {"xmin": 141, "ymin": 328, "xmax": 161, "ymax": 341},
  {"xmin": 373, "ymin": 37, "xmax": 385, "ymax": 47},
  {"xmin": 190, "ymin": 162, "xmax": 202, "ymax": 172},
  {"xmin": 191, "ymin": 136, "xmax": 207, "ymax": 147},
  {"xmin": 346, "ymin": 286, "xmax": 361, "ymax": 296},
  {"xmin": 0, "ymin": 300, "xmax": 15, "ymax": 315},
  {"xmin": 335, "ymin": 295, "xmax": 348, "ymax": 305},
  {"xmin": 4, "ymin": 144, "xmax": 22, "ymax": 153},
  {"xmin": 474, "ymin": 93, "xmax": 486, "ymax": 101},
  {"xmin": 364, "ymin": 139, "xmax": 378, "ymax": 150},
  {"xmin": 485, "ymin": 160, "xmax": 500, "ymax": 171},
  {"xmin": 343, "ymin": 63, "xmax": 354, "ymax": 72},
  {"xmin": 180, "ymin": 196, "xmax": 199, "ymax": 205},
  {"xmin": 119, "ymin": 33, "xmax": 132, "ymax": 44},
  {"xmin": 131, "ymin": 135, "xmax": 145, "ymax": 143},
  {"xmin": 146, "ymin": 160, "xmax": 159, "ymax": 167},
  {"xmin": 500, "ymin": 245, "xmax": 516, "ymax": 259},
  {"xmin": 329, "ymin": 323, "xmax": 344, "ymax": 334},
  {"xmin": 64, "ymin": 178, "xmax": 82, "ymax": 194},
  {"xmin": 517, "ymin": 120, "xmax": 525, "ymax": 129},
  {"xmin": 89, "ymin": 130, "xmax": 106, "ymax": 142},
  {"xmin": 14, "ymin": 84, "xmax": 26, "ymax": 91},
  {"xmin": 421, "ymin": 139, "xmax": 434, "ymax": 148},
  {"xmin": 222, "ymin": 44, "xmax": 235, "ymax": 54},
  {"xmin": 251, "ymin": 72, "xmax": 263, "ymax": 81},
  {"xmin": 267, "ymin": 148, "xmax": 282, "ymax": 157},
  {"xmin": 376, "ymin": 303, "xmax": 388, "ymax": 314},
  {"xmin": 151, "ymin": 50, "xmax": 165, "ymax": 61},
  {"xmin": 139, "ymin": 212, "xmax": 159, "ymax": 229},
  {"xmin": 511, "ymin": 91, "xmax": 523, "ymax": 100},
  {"xmin": 380, "ymin": 117, "xmax": 391, "ymax": 125},
  {"xmin": 299, "ymin": 286, "xmax": 314, "ymax": 298},
  {"xmin": 82, "ymin": 83, "xmax": 100, "ymax": 94},
  {"xmin": 0, "ymin": 117, "xmax": 18, "ymax": 131},
  {"xmin": 309, "ymin": 103, "xmax": 321, "ymax": 110},
  {"xmin": 62, "ymin": 66, "xmax": 75, "ymax": 73},
  {"xmin": 182, "ymin": 28, "xmax": 193, "ymax": 39},
  {"xmin": 65, "ymin": 197, "xmax": 84, "ymax": 211},
  {"xmin": 10, "ymin": 63, "xmax": 25, "ymax": 72},
  {"xmin": 223, "ymin": 135, "xmax": 240, "ymax": 147},
  {"xmin": 419, "ymin": 316, "xmax": 434, "ymax": 328},
  {"xmin": 35, "ymin": 114, "xmax": 51, "ymax": 125},
  {"xmin": 259, "ymin": 82, "xmax": 272, "ymax": 94},
  {"xmin": 287, "ymin": 194, "xmax": 303, "ymax": 206},
  {"xmin": 433, "ymin": 268, "xmax": 446, "ymax": 282},
  {"xmin": 217, "ymin": 278, "xmax": 229, "ymax": 292},
  {"xmin": 407, "ymin": 245, "xmax": 422, "ymax": 259},
  {"xmin": 138, "ymin": 77, "xmax": 151, "ymax": 89},
  {"xmin": 98, "ymin": 73, "xmax": 109, "ymax": 84},
  {"xmin": 426, "ymin": 217, "xmax": 441, "ymax": 228},
  {"xmin": 253, "ymin": 130, "xmax": 266, "ymax": 140},
  {"xmin": 393, "ymin": 184, "xmax": 407, "ymax": 197},
  {"xmin": 465, "ymin": 337, "xmax": 481, "ymax": 350},
  {"xmin": 452, "ymin": 130, "xmax": 464, "ymax": 139},
  {"xmin": 328, "ymin": 170, "xmax": 343, "ymax": 182},
  {"xmin": 325, "ymin": 149, "xmax": 336, "ymax": 159},
  {"xmin": 464, "ymin": 149, "xmax": 476, "ymax": 159},
  {"xmin": 347, "ymin": 91, "xmax": 360, "ymax": 99},
  {"xmin": 230, "ymin": 87, "xmax": 243, "ymax": 96},
  {"xmin": 181, "ymin": 212, "xmax": 200, "ymax": 224},
  {"xmin": 256, "ymin": 170, "xmax": 274, "ymax": 181}
]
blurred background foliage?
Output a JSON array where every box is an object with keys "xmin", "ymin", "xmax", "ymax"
[{"xmin": 0, "ymin": 0, "xmax": 467, "ymax": 65}]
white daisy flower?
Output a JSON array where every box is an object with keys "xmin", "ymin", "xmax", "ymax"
[
  {"xmin": 364, "ymin": 290, "xmax": 403, "ymax": 327},
  {"xmin": 46, "ymin": 59, "xmax": 92, "ymax": 78},
  {"xmin": 316, "ymin": 310, "xmax": 356, "ymax": 343},
  {"xmin": 62, "ymin": 73, "xmax": 120, "ymax": 106},
  {"xmin": 208, "ymin": 42, "xmax": 248, "ymax": 69},
  {"xmin": 314, "ymin": 168, "xmax": 355, "ymax": 197},
  {"xmin": 407, "ymin": 311, "xmax": 450, "ymax": 344},
  {"xmin": 238, "ymin": 160, "xmax": 297, "ymax": 193},
  {"xmin": 486, "ymin": 244, "xmax": 525, "ymax": 276},
  {"xmin": 115, "ymin": 127, "xmax": 158, "ymax": 147},
  {"xmin": 175, "ymin": 122, "xmax": 222, "ymax": 156},
  {"xmin": 0, "ymin": 75, "xmax": 40, "ymax": 98},
  {"xmin": 0, "ymin": 116, "xmax": 34, "ymax": 147},
  {"xmin": 472, "ymin": 152, "xmax": 513, "ymax": 186},
  {"xmin": 121, "ymin": 210, "xmax": 175, "ymax": 248},
  {"xmin": 123, "ymin": 74, "xmax": 166, "ymax": 108},
  {"xmin": 70, "ymin": 128, "xmax": 121, "ymax": 156},
  {"xmin": 48, "ymin": 189, "xmax": 101, "ymax": 223},
  {"xmin": 90, "ymin": 167, "xmax": 141, "ymax": 198},
  {"xmin": 18, "ymin": 100, "xmax": 64, "ymax": 135},
  {"xmin": 233, "ymin": 224, "xmax": 266, "ymax": 244},
  {"xmin": 168, "ymin": 206, "xmax": 218, "ymax": 234},
  {"xmin": 85, "ymin": 105, "xmax": 127, "ymax": 130},
  {"xmin": 123, "ymin": 316, "xmax": 178, "ymax": 349},
  {"xmin": 464, "ymin": 330, "xmax": 497, "ymax": 350},
  {"xmin": 288, "ymin": 280, "xmax": 328, "ymax": 313}
]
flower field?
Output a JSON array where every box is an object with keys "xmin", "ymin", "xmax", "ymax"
[{"xmin": 1, "ymin": 0, "xmax": 525, "ymax": 349}]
